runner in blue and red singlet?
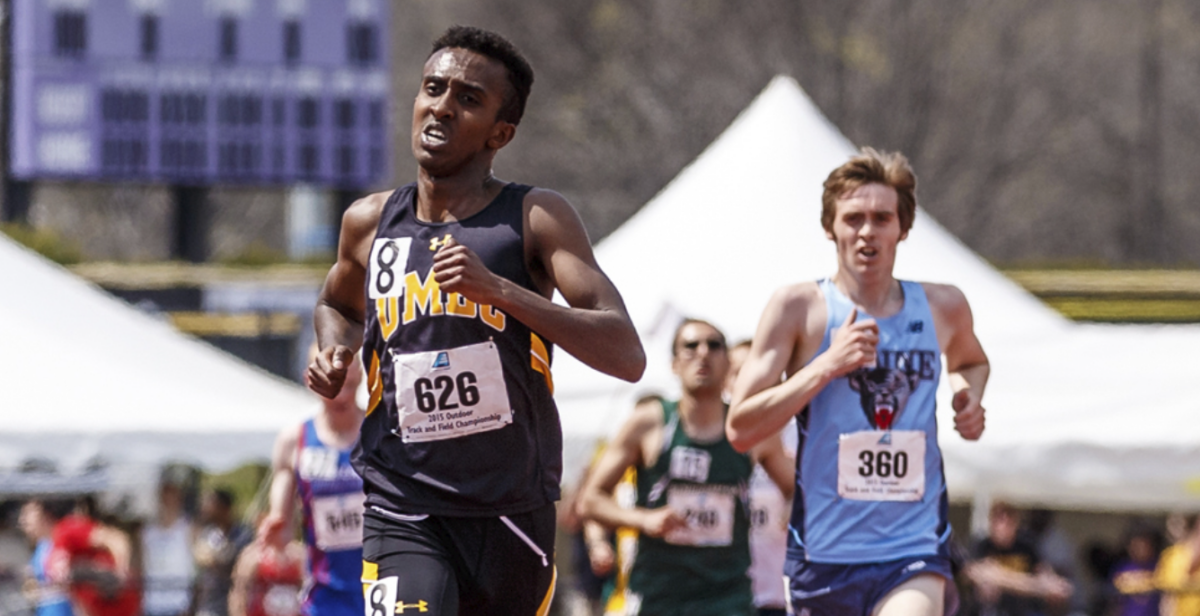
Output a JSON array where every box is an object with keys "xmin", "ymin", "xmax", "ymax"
[{"xmin": 255, "ymin": 347, "xmax": 364, "ymax": 616}]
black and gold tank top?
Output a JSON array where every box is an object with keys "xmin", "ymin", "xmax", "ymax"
[{"xmin": 354, "ymin": 182, "xmax": 560, "ymax": 517}]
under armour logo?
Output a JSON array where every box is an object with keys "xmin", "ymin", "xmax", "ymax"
[
  {"xmin": 429, "ymin": 234, "xmax": 452, "ymax": 251},
  {"xmin": 396, "ymin": 600, "xmax": 429, "ymax": 613},
  {"xmin": 907, "ymin": 320, "xmax": 924, "ymax": 333}
]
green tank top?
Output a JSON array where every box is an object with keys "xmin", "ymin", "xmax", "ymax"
[{"xmin": 626, "ymin": 400, "xmax": 755, "ymax": 616}]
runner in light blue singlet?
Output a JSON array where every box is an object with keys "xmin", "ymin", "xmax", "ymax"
[{"xmin": 789, "ymin": 278, "xmax": 949, "ymax": 564}]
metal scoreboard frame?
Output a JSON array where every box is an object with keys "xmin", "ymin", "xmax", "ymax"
[{"xmin": 9, "ymin": 0, "xmax": 390, "ymax": 189}]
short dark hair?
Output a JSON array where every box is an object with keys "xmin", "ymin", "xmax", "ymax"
[
  {"xmin": 430, "ymin": 26, "xmax": 534, "ymax": 125},
  {"xmin": 32, "ymin": 498, "xmax": 74, "ymax": 521}
]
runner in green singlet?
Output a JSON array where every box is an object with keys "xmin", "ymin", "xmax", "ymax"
[{"xmin": 579, "ymin": 319, "xmax": 794, "ymax": 616}]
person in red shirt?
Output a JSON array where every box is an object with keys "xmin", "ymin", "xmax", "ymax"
[
  {"xmin": 47, "ymin": 497, "xmax": 140, "ymax": 616},
  {"xmin": 229, "ymin": 520, "xmax": 305, "ymax": 616}
]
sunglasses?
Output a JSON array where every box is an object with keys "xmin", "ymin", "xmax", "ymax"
[{"xmin": 678, "ymin": 338, "xmax": 726, "ymax": 356}]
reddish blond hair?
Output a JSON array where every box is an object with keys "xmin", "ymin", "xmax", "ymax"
[{"xmin": 821, "ymin": 147, "xmax": 917, "ymax": 234}]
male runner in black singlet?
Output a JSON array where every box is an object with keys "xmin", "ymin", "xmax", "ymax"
[{"xmin": 307, "ymin": 26, "xmax": 646, "ymax": 616}]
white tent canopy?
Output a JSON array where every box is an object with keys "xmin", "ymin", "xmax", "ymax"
[
  {"xmin": 0, "ymin": 234, "xmax": 314, "ymax": 472},
  {"xmin": 553, "ymin": 76, "xmax": 1200, "ymax": 512}
]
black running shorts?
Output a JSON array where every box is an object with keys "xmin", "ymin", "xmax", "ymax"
[{"xmin": 361, "ymin": 504, "xmax": 556, "ymax": 616}]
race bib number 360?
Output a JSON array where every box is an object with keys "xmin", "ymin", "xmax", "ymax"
[
  {"xmin": 393, "ymin": 341, "xmax": 513, "ymax": 443},
  {"xmin": 837, "ymin": 430, "xmax": 926, "ymax": 502}
]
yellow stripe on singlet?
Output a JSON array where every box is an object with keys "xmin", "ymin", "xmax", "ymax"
[
  {"xmin": 366, "ymin": 351, "xmax": 383, "ymax": 416},
  {"xmin": 536, "ymin": 565, "xmax": 557, "ymax": 616},
  {"xmin": 530, "ymin": 333, "xmax": 554, "ymax": 394}
]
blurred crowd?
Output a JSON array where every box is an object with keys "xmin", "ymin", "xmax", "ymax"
[
  {"xmin": 953, "ymin": 502, "xmax": 1200, "ymax": 616},
  {"xmin": 0, "ymin": 476, "xmax": 1199, "ymax": 616},
  {"xmin": 2, "ymin": 472, "xmax": 1200, "ymax": 616},
  {"xmin": 556, "ymin": 484, "xmax": 1200, "ymax": 616},
  {"xmin": 0, "ymin": 481, "xmax": 304, "ymax": 616}
]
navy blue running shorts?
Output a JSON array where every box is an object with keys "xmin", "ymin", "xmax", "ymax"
[{"xmin": 784, "ymin": 553, "xmax": 958, "ymax": 616}]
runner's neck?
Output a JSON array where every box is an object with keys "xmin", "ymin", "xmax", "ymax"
[
  {"xmin": 415, "ymin": 168, "xmax": 504, "ymax": 223},
  {"xmin": 833, "ymin": 272, "xmax": 904, "ymax": 318},
  {"xmin": 676, "ymin": 394, "xmax": 727, "ymax": 444},
  {"xmin": 316, "ymin": 407, "xmax": 361, "ymax": 449}
]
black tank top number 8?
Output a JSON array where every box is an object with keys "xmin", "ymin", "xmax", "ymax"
[{"xmin": 375, "ymin": 240, "xmax": 402, "ymax": 295}]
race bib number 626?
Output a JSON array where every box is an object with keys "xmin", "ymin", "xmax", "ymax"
[{"xmin": 393, "ymin": 341, "xmax": 513, "ymax": 443}]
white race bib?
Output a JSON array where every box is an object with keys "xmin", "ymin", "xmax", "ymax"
[
  {"xmin": 392, "ymin": 341, "xmax": 513, "ymax": 443},
  {"xmin": 262, "ymin": 585, "xmax": 300, "ymax": 616},
  {"xmin": 668, "ymin": 447, "xmax": 711, "ymax": 483},
  {"xmin": 311, "ymin": 492, "xmax": 365, "ymax": 551},
  {"xmin": 837, "ymin": 430, "xmax": 926, "ymax": 501},
  {"xmin": 363, "ymin": 577, "xmax": 397, "ymax": 616},
  {"xmin": 663, "ymin": 485, "xmax": 736, "ymax": 547}
]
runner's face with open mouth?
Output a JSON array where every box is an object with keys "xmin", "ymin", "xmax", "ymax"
[
  {"xmin": 827, "ymin": 183, "xmax": 907, "ymax": 281},
  {"xmin": 411, "ymin": 48, "xmax": 513, "ymax": 177}
]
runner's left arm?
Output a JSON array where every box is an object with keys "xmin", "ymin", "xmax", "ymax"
[
  {"xmin": 432, "ymin": 188, "xmax": 645, "ymax": 382},
  {"xmin": 751, "ymin": 433, "xmax": 795, "ymax": 500},
  {"xmin": 928, "ymin": 284, "xmax": 989, "ymax": 441}
]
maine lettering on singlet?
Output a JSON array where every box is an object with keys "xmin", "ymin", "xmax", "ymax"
[
  {"xmin": 789, "ymin": 279, "xmax": 951, "ymax": 564},
  {"xmin": 356, "ymin": 182, "xmax": 562, "ymax": 517}
]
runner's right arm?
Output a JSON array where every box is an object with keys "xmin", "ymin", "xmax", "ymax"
[
  {"xmin": 256, "ymin": 426, "xmax": 300, "ymax": 547},
  {"xmin": 578, "ymin": 399, "xmax": 685, "ymax": 538},
  {"xmin": 727, "ymin": 286, "xmax": 877, "ymax": 452},
  {"xmin": 310, "ymin": 194, "xmax": 387, "ymax": 398}
]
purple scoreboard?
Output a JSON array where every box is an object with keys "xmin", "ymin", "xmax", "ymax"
[{"xmin": 9, "ymin": 0, "xmax": 389, "ymax": 188}]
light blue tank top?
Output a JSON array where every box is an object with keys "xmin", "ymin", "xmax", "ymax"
[{"xmin": 788, "ymin": 279, "xmax": 950, "ymax": 563}]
